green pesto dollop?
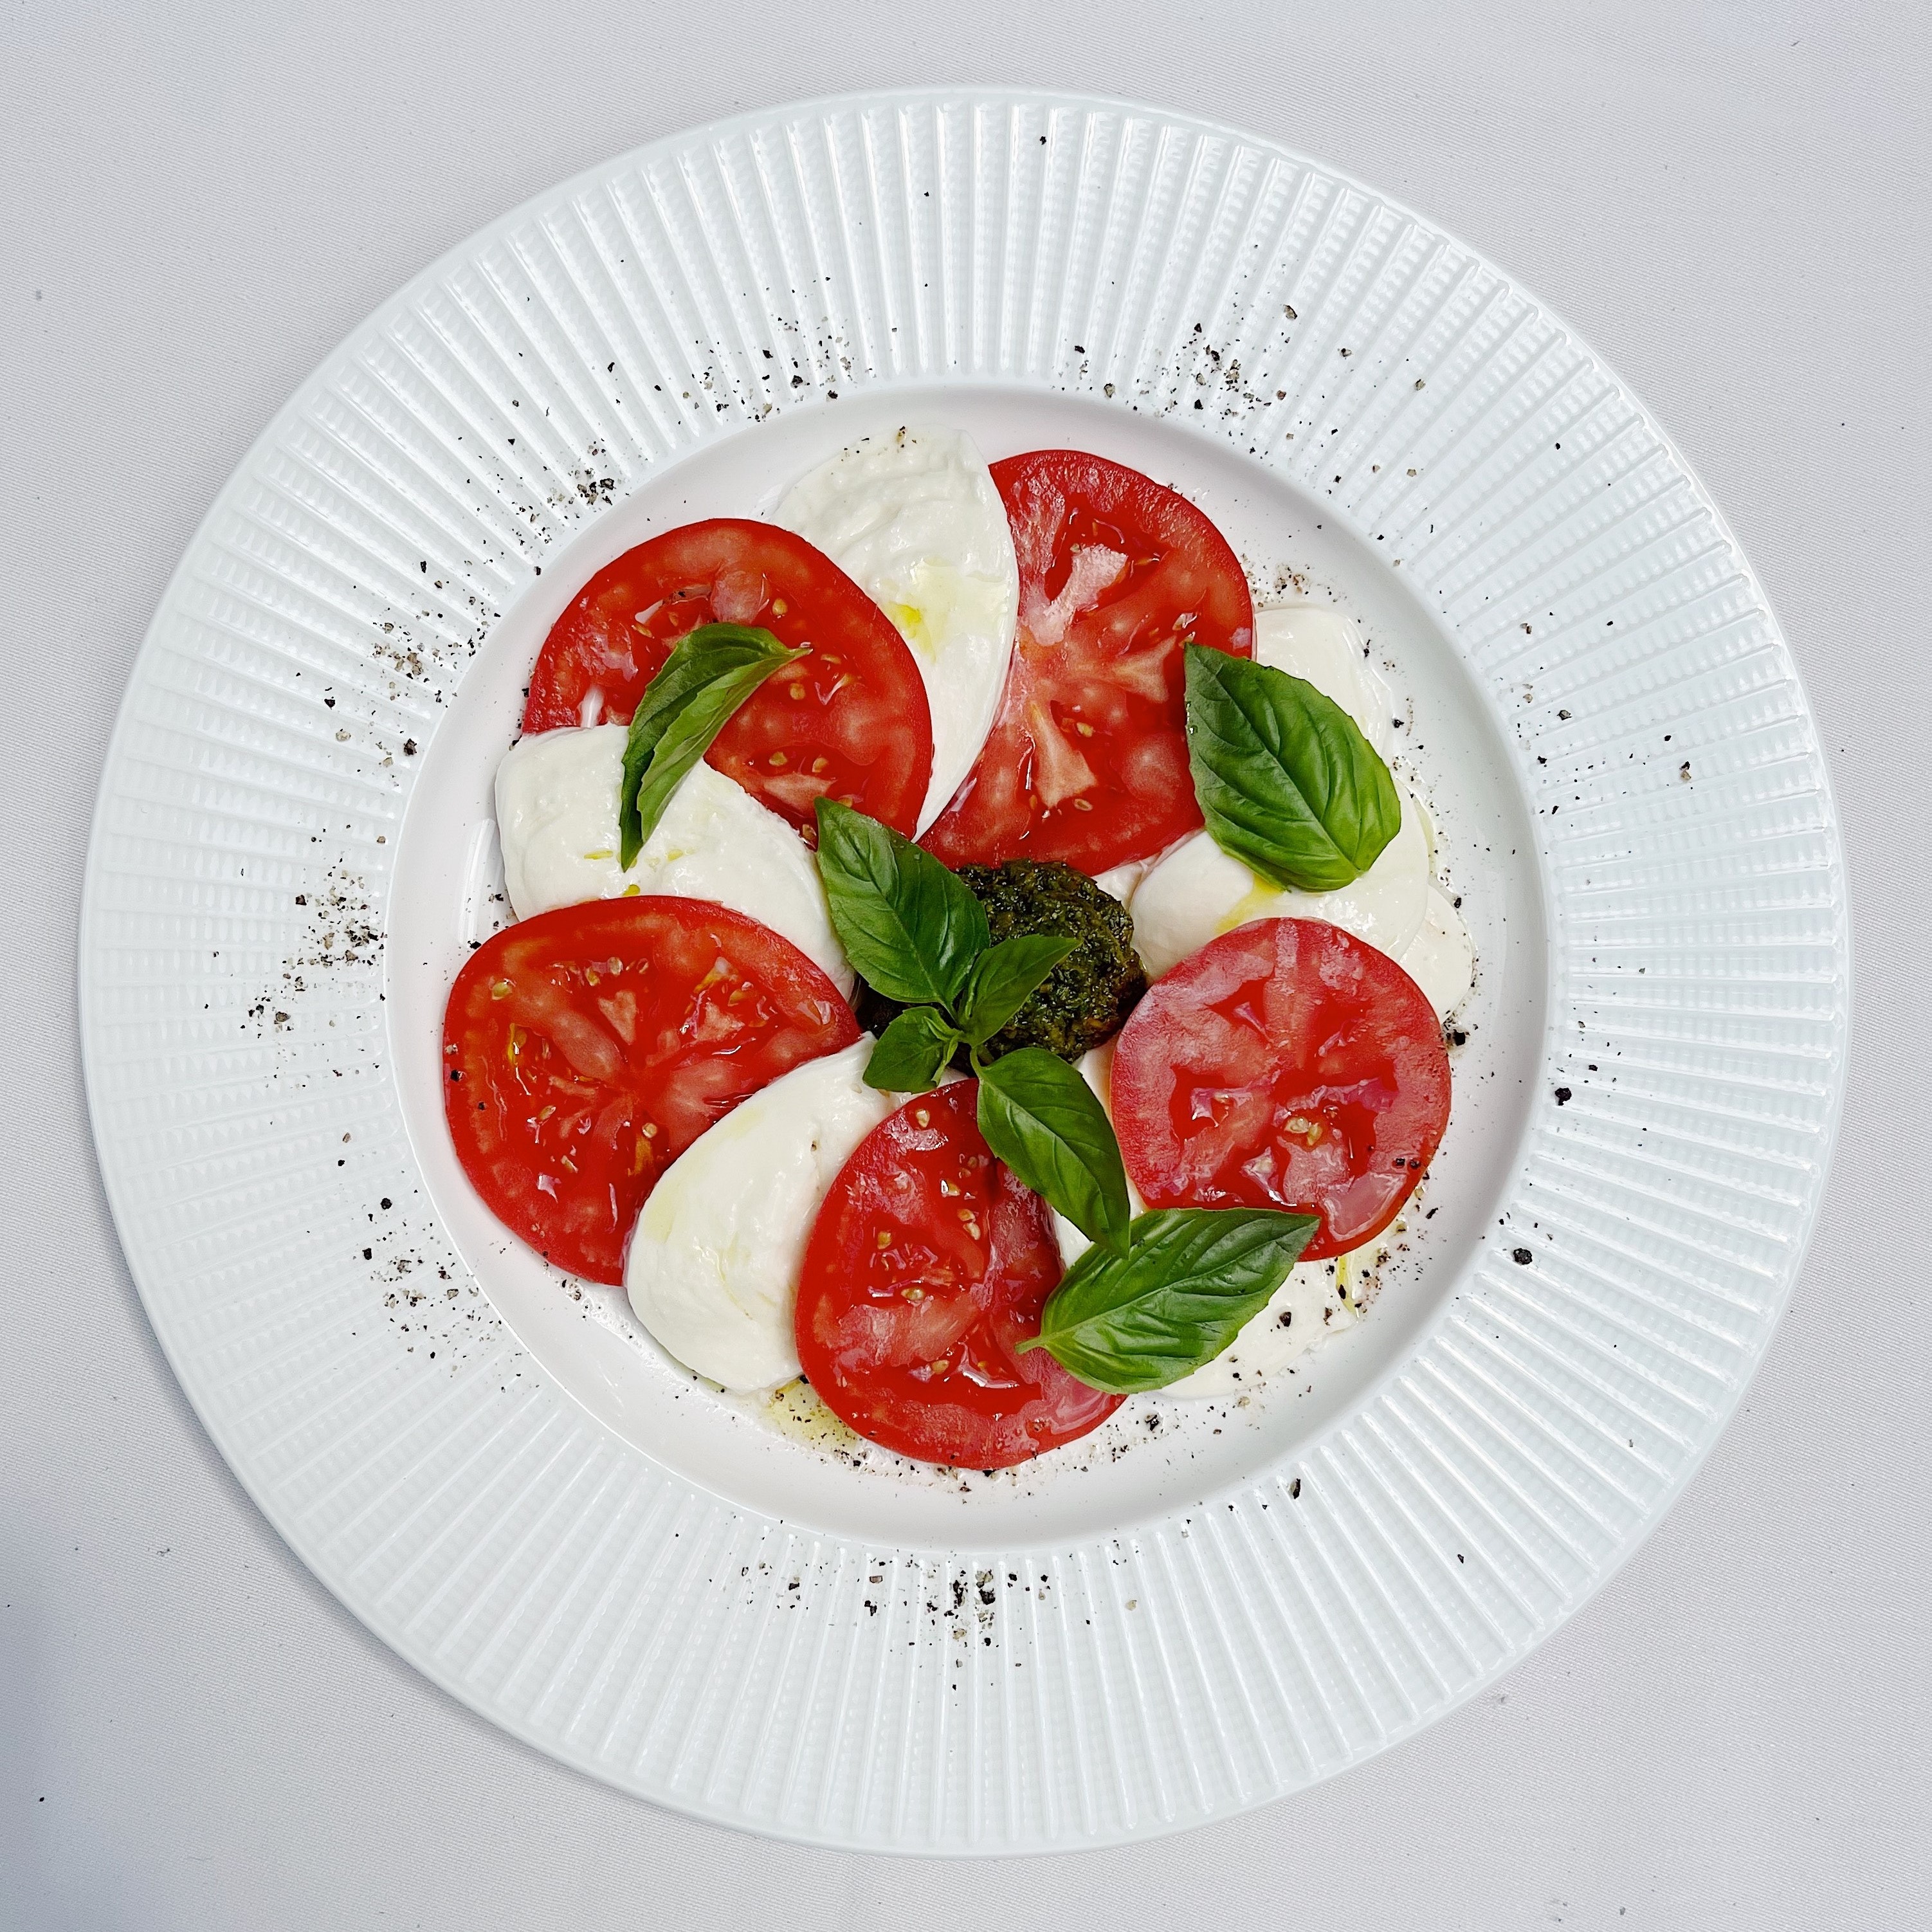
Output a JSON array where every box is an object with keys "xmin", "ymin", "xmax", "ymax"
[{"xmin": 853, "ymin": 858, "xmax": 1147, "ymax": 1065}]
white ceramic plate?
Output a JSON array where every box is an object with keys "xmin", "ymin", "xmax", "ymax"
[{"xmin": 80, "ymin": 89, "xmax": 1848, "ymax": 1852}]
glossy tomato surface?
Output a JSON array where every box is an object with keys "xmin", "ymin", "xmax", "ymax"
[
  {"xmin": 1111, "ymin": 918, "xmax": 1450, "ymax": 1261},
  {"xmin": 444, "ymin": 897, "xmax": 859, "ymax": 1284},
  {"xmin": 522, "ymin": 518, "xmax": 934, "ymax": 837},
  {"xmin": 920, "ymin": 451, "xmax": 1253, "ymax": 873},
  {"xmin": 794, "ymin": 1080, "xmax": 1123, "ymax": 1468}
]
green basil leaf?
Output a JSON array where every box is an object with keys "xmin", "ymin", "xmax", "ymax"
[
  {"xmin": 812, "ymin": 798, "xmax": 990, "ymax": 1009},
  {"xmin": 1017, "ymin": 1207, "xmax": 1318, "ymax": 1392},
  {"xmin": 863, "ymin": 1008, "xmax": 961, "ymax": 1092},
  {"xmin": 975, "ymin": 1048, "xmax": 1130, "ymax": 1258},
  {"xmin": 1183, "ymin": 642, "xmax": 1402, "ymax": 893},
  {"xmin": 619, "ymin": 623, "xmax": 803, "ymax": 866},
  {"xmin": 954, "ymin": 934, "xmax": 1078, "ymax": 1046}
]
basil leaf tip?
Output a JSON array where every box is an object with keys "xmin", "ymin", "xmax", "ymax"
[
  {"xmin": 1183, "ymin": 642, "xmax": 1401, "ymax": 894},
  {"xmin": 954, "ymin": 933, "xmax": 1077, "ymax": 1046},
  {"xmin": 975, "ymin": 1048, "xmax": 1131, "ymax": 1259},
  {"xmin": 1026, "ymin": 1206, "xmax": 1320, "ymax": 1393},
  {"xmin": 618, "ymin": 623, "xmax": 804, "ymax": 867}
]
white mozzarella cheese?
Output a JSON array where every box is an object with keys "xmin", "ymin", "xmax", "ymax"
[
  {"xmin": 1401, "ymin": 886, "xmax": 1475, "ymax": 1019},
  {"xmin": 1128, "ymin": 787, "xmax": 1432, "ymax": 982},
  {"xmin": 625, "ymin": 1040, "xmax": 895, "ymax": 1392},
  {"xmin": 1253, "ymin": 605, "xmax": 1395, "ymax": 754},
  {"xmin": 777, "ymin": 426, "xmax": 1018, "ymax": 832},
  {"xmin": 1091, "ymin": 857, "xmax": 1153, "ymax": 904},
  {"xmin": 495, "ymin": 725, "xmax": 852, "ymax": 992}
]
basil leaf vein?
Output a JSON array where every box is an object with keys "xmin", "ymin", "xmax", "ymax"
[
  {"xmin": 619, "ymin": 623, "xmax": 804, "ymax": 866},
  {"xmin": 863, "ymin": 1007, "xmax": 961, "ymax": 1092},
  {"xmin": 954, "ymin": 934, "xmax": 1077, "ymax": 1046},
  {"xmin": 1183, "ymin": 643, "xmax": 1401, "ymax": 893},
  {"xmin": 813, "ymin": 798, "xmax": 990, "ymax": 1007},
  {"xmin": 974, "ymin": 1048, "xmax": 1130, "ymax": 1258},
  {"xmin": 1017, "ymin": 1207, "xmax": 1319, "ymax": 1392}
]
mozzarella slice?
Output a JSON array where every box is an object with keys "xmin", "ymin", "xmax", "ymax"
[
  {"xmin": 777, "ymin": 426, "xmax": 1018, "ymax": 833},
  {"xmin": 1129, "ymin": 785, "xmax": 1431, "ymax": 982},
  {"xmin": 1253, "ymin": 605, "xmax": 1395, "ymax": 754},
  {"xmin": 1159, "ymin": 1258, "xmax": 1362, "ymax": 1398},
  {"xmin": 1092, "ymin": 857, "xmax": 1153, "ymax": 904},
  {"xmin": 1401, "ymin": 886, "xmax": 1475, "ymax": 1019},
  {"xmin": 495, "ymin": 726, "xmax": 852, "ymax": 993},
  {"xmin": 626, "ymin": 1040, "xmax": 896, "ymax": 1391}
]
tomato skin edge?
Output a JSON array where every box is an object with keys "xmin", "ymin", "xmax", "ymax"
[
  {"xmin": 1111, "ymin": 917, "xmax": 1450, "ymax": 1263},
  {"xmin": 441, "ymin": 893, "xmax": 861, "ymax": 1287},
  {"xmin": 794, "ymin": 1080, "xmax": 1124, "ymax": 1469}
]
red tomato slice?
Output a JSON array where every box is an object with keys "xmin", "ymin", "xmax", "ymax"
[
  {"xmin": 794, "ymin": 1081, "xmax": 1123, "ymax": 1468},
  {"xmin": 443, "ymin": 897, "xmax": 859, "ymax": 1285},
  {"xmin": 522, "ymin": 519, "xmax": 934, "ymax": 838},
  {"xmin": 920, "ymin": 451, "xmax": 1253, "ymax": 873},
  {"xmin": 1111, "ymin": 919, "xmax": 1450, "ymax": 1261}
]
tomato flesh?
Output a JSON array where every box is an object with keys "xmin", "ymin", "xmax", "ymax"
[
  {"xmin": 443, "ymin": 897, "xmax": 859, "ymax": 1284},
  {"xmin": 920, "ymin": 451, "xmax": 1253, "ymax": 873},
  {"xmin": 1110, "ymin": 919, "xmax": 1451, "ymax": 1261},
  {"xmin": 794, "ymin": 1081, "xmax": 1123, "ymax": 1468},
  {"xmin": 522, "ymin": 518, "xmax": 934, "ymax": 838}
]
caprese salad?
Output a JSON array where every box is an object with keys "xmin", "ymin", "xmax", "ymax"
[{"xmin": 442, "ymin": 428, "xmax": 1473, "ymax": 1469}]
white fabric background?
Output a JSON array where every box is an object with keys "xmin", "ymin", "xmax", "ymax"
[{"xmin": 4, "ymin": 3, "xmax": 1926, "ymax": 1925}]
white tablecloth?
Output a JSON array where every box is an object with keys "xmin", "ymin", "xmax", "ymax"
[{"xmin": 6, "ymin": 3, "xmax": 1926, "ymax": 1924}]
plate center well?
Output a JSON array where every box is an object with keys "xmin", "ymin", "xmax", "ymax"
[{"xmin": 386, "ymin": 382, "xmax": 1549, "ymax": 1547}]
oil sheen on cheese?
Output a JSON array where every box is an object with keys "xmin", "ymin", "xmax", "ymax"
[
  {"xmin": 625, "ymin": 1041, "xmax": 896, "ymax": 1390},
  {"xmin": 778, "ymin": 426, "xmax": 1018, "ymax": 834}
]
